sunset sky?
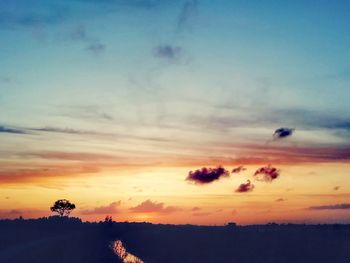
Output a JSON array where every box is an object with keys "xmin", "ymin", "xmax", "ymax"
[{"xmin": 1, "ymin": 0, "xmax": 350, "ymax": 225}]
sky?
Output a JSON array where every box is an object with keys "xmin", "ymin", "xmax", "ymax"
[{"xmin": 0, "ymin": 0, "xmax": 350, "ymax": 225}]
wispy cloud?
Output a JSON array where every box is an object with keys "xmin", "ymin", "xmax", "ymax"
[
  {"xmin": 0, "ymin": 76, "xmax": 13, "ymax": 83},
  {"xmin": 130, "ymin": 200, "xmax": 181, "ymax": 214},
  {"xmin": 81, "ymin": 201, "xmax": 121, "ymax": 215},
  {"xmin": 86, "ymin": 43, "xmax": 106, "ymax": 55},
  {"xmin": 68, "ymin": 25, "xmax": 107, "ymax": 55},
  {"xmin": 153, "ymin": 44, "xmax": 182, "ymax": 61},
  {"xmin": 69, "ymin": 24, "xmax": 90, "ymax": 41},
  {"xmin": 61, "ymin": 105, "xmax": 114, "ymax": 121},
  {"xmin": 30, "ymin": 126, "xmax": 94, "ymax": 135},
  {"xmin": 308, "ymin": 204, "xmax": 350, "ymax": 210},
  {"xmin": 177, "ymin": 0, "xmax": 198, "ymax": 32},
  {"xmin": 0, "ymin": 125, "xmax": 29, "ymax": 135},
  {"xmin": 0, "ymin": 6, "xmax": 67, "ymax": 29},
  {"xmin": 22, "ymin": 151, "xmax": 118, "ymax": 162},
  {"xmin": 0, "ymin": 164, "xmax": 100, "ymax": 184}
]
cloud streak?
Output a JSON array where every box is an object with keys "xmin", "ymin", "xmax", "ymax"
[
  {"xmin": 308, "ymin": 204, "xmax": 350, "ymax": 210},
  {"xmin": 0, "ymin": 125, "xmax": 29, "ymax": 135}
]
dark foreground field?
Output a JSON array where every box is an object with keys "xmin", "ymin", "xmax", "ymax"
[{"xmin": 0, "ymin": 217, "xmax": 349, "ymax": 263}]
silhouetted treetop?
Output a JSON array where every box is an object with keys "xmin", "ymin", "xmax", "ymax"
[{"xmin": 50, "ymin": 199, "xmax": 76, "ymax": 217}]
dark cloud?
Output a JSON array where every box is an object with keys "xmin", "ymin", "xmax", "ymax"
[
  {"xmin": 130, "ymin": 200, "xmax": 181, "ymax": 213},
  {"xmin": 186, "ymin": 166, "xmax": 230, "ymax": 184},
  {"xmin": 153, "ymin": 44, "xmax": 182, "ymax": 61},
  {"xmin": 177, "ymin": 0, "xmax": 198, "ymax": 31},
  {"xmin": 231, "ymin": 166, "xmax": 246, "ymax": 173},
  {"xmin": 273, "ymin": 127, "xmax": 294, "ymax": 139},
  {"xmin": 86, "ymin": 43, "xmax": 106, "ymax": 55},
  {"xmin": 81, "ymin": 201, "xmax": 121, "ymax": 215},
  {"xmin": 235, "ymin": 180, "xmax": 254, "ymax": 193},
  {"xmin": 334, "ymin": 186, "xmax": 340, "ymax": 191},
  {"xmin": 254, "ymin": 165, "xmax": 280, "ymax": 182},
  {"xmin": 308, "ymin": 203, "xmax": 350, "ymax": 210},
  {"xmin": 191, "ymin": 206, "xmax": 201, "ymax": 211},
  {"xmin": 0, "ymin": 125, "xmax": 29, "ymax": 135}
]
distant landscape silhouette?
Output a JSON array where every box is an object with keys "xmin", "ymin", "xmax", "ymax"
[{"xmin": 0, "ymin": 215, "xmax": 349, "ymax": 263}]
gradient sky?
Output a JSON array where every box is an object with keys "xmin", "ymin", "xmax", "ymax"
[{"xmin": 0, "ymin": 0, "xmax": 350, "ymax": 225}]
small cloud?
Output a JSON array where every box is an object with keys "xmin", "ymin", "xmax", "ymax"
[
  {"xmin": 308, "ymin": 203, "xmax": 350, "ymax": 210},
  {"xmin": 333, "ymin": 186, "xmax": 340, "ymax": 191},
  {"xmin": 86, "ymin": 43, "xmax": 106, "ymax": 55},
  {"xmin": 0, "ymin": 125, "xmax": 29, "ymax": 135},
  {"xmin": 231, "ymin": 166, "xmax": 246, "ymax": 173},
  {"xmin": 153, "ymin": 44, "xmax": 182, "ymax": 61},
  {"xmin": 186, "ymin": 166, "xmax": 230, "ymax": 184},
  {"xmin": 191, "ymin": 206, "xmax": 201, "ymax": 211},
  {"xmin": 235, "ymin": 180, "xmax": 255, "ymax": 193},
  {"xmin": 275, "ymin": 198, "xmax": 286, "ymax": 202},
  {"xmin": 130, "ymin": 200, "xmax": 181, "ymax": 214},
  {"xmin": 81, "ymin": 201, "xmax": 121, "ymax": 215},
  {"xmin": 273, "ymin": 127, "xmax": 294, "ymax": 139},
  {"xmin": 254, "ymin": 165, "xmax": 280, "ymax": 182}
]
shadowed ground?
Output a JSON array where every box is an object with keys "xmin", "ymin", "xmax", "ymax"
[{"xmin": 0, "ymin": 217, "xmax": 349, "ymax": 263}]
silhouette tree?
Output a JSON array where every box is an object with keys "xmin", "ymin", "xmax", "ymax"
[{"xmin": 50, "ymin": 199, "xmax": 76, "ymax": 216}]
